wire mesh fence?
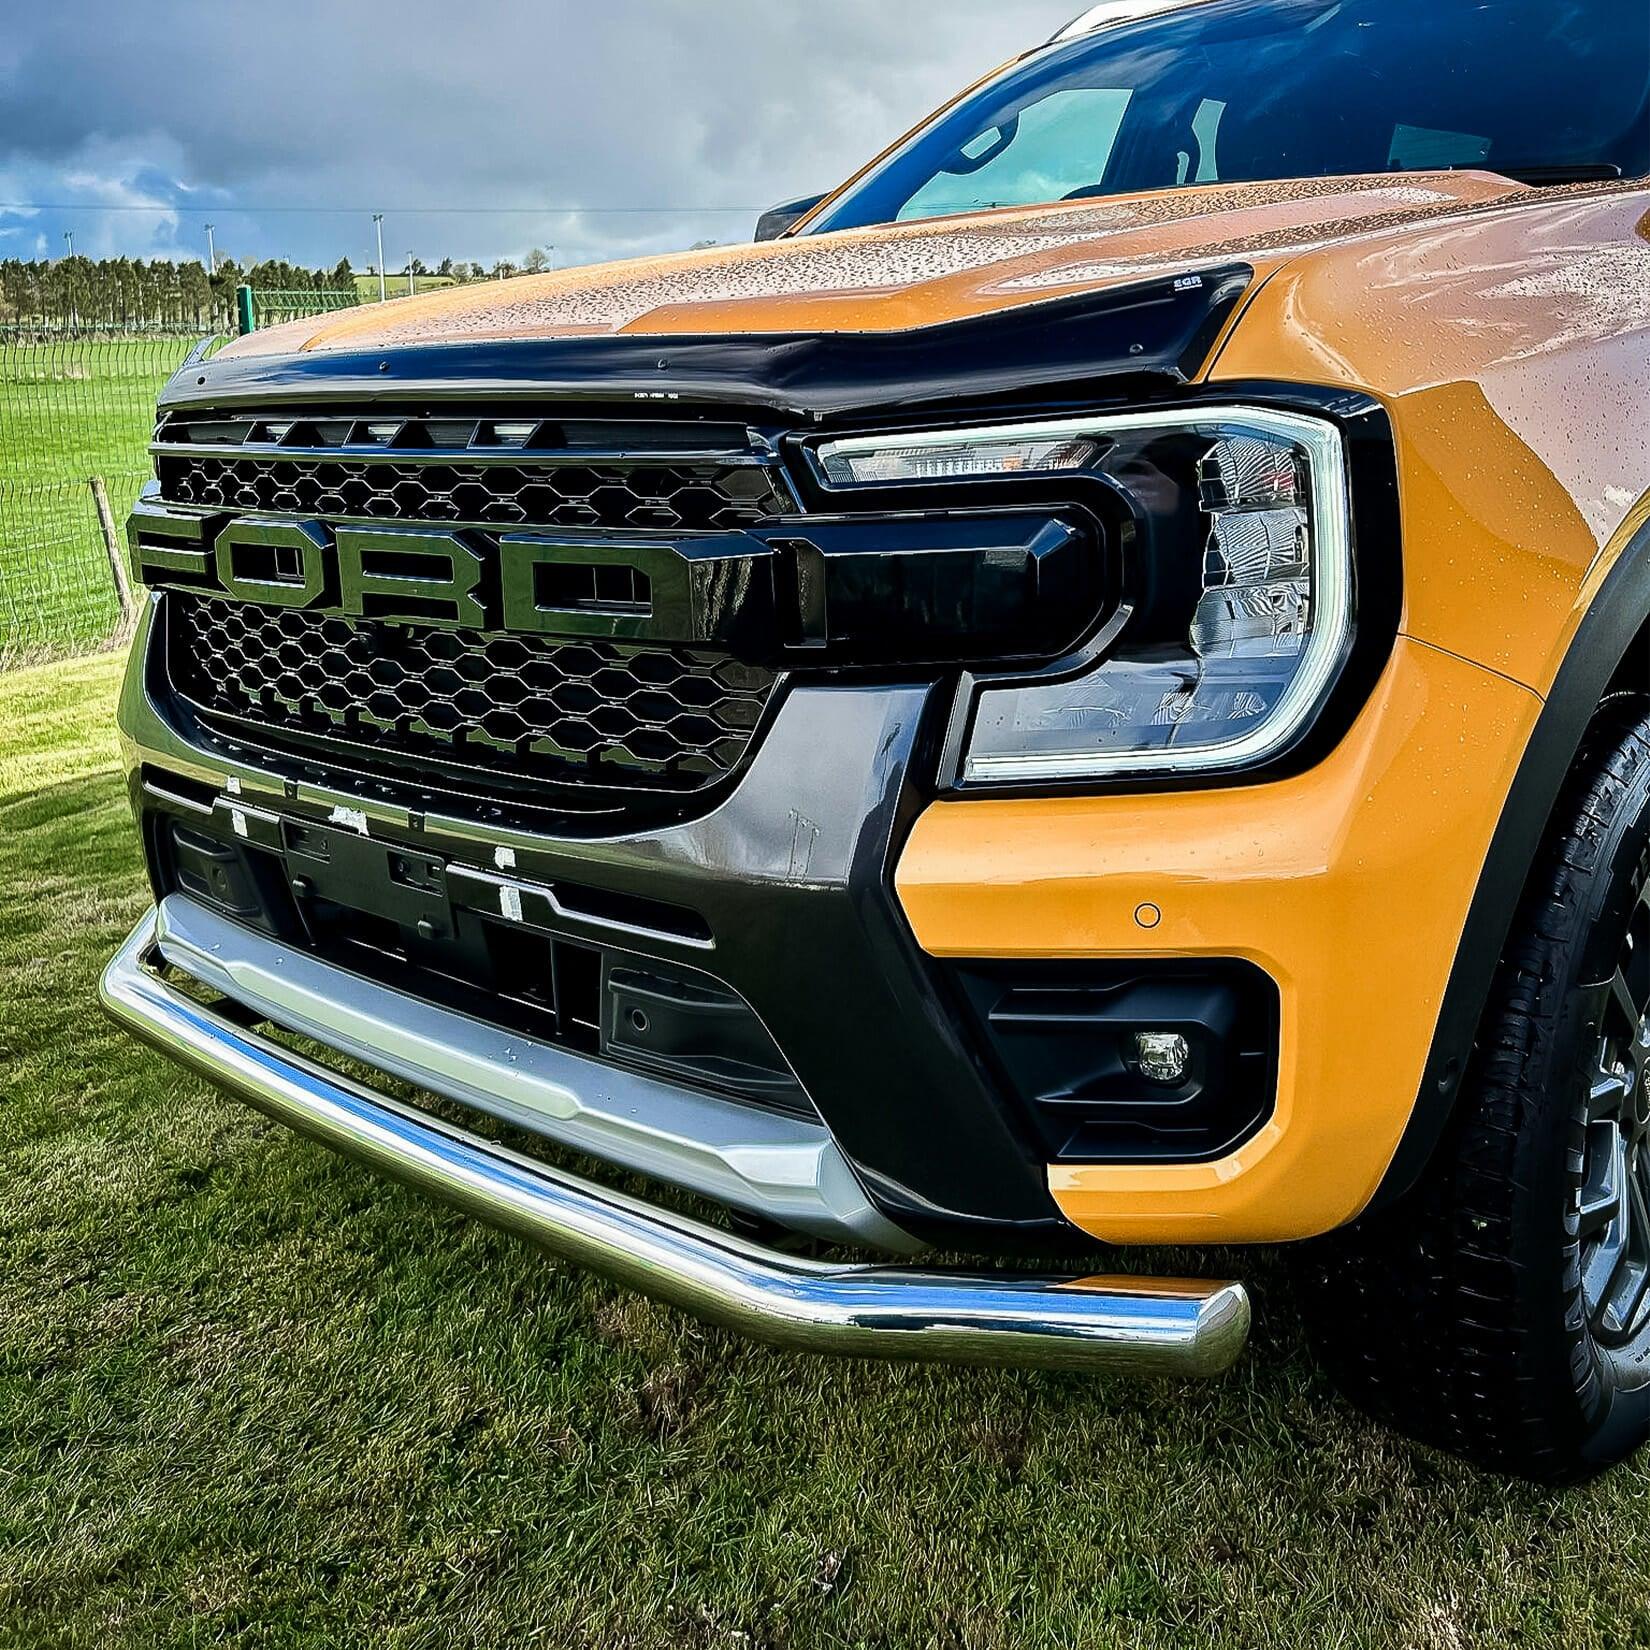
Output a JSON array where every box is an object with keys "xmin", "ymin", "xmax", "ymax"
[
  {"xmin": 0, "ymin": 282, "xmax": 410, "ymax": 670},
  {"xmin": 0, "ymin": 327, "xmax": 222, "ymax": 670}
]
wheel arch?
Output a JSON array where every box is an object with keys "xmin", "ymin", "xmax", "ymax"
[{"xmin": 1373, "ymin": 513, "xmax": 1650, "ymax": 1209}]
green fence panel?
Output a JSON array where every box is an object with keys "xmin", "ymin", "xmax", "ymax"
[{"xmin": 247, "ymin": 287, "xmax": 361, "ymax": 331}]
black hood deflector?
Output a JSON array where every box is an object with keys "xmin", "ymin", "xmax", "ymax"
[{"xmin": 162, "ymin": 264, "xmax": 1253, "ymax": 426}]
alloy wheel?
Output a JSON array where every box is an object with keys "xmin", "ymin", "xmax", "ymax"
[{"xmin": 1579, "ymin": 879, "xmax": 1650, "ymax": 1345}]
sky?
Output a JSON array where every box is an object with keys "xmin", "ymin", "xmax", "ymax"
[{"xmin": 0, "ymin": 0, "xmax": 1075, "ymax": 274}]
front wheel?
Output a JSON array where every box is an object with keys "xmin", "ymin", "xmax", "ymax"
[{"xmin": 1303, "ymin": 696, "xmax": 1650, "ymax": 1482}]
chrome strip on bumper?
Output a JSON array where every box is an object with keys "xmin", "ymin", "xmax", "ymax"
[{"xmin": 101, "ymin": 908, "xmax": 1251, "ymax": 1378}]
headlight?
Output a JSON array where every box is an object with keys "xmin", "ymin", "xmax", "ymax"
[{"xmin": 814, "ymin": 406, "xmax": 1353, "ymax": 784}]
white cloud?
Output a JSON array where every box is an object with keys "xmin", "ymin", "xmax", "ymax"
[
  {"xmin": 0, "ymin": 0, "xmax": 1072, "ymax": 268},
  {"xmin": 0, "ymin": 134, "xmax": 191, "ymax": 258}
]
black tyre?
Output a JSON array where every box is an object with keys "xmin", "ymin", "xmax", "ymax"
[{"xmin": 1303, "ymin": 695, "xmax": 1650, "ymax": 1482}]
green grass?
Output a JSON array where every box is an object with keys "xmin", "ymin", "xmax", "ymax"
[
  {"xmin": 351, "ymin": 274, "xmax": 461, "ymax": 303},
  {"xmin": 4, "ymin": 654, "xmax": 1650, "ymax": 1648},
  {"xmin": 0, "ymin": 336, "xmax": 195, "ymax": 663}
]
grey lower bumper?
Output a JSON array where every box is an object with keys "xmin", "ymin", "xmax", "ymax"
[
  {"xmin": 101, "ymin": 907, "xmax": 1251, "ymax": 1378},
  {"xmin": 141, "ymin": 893, "xmax": 909, "ymax": 1251}
]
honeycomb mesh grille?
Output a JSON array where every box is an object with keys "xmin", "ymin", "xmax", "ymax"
[
  {"xmin": 167, "ymin": 594, "xmax": 779, "ymax": 794},
  {"xmin": 155, "ymin": 452, "xmax": 792, "ymax": 532}
]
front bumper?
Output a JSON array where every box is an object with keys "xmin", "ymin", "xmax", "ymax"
[
  {"xmin": 118, "ymin": 595, "xmax": 1070, "ymax": 1248},
  {"xmin": 117, "ymin": 573, "xmax": 1547, "ymax": 1255},
  {"xmin": 101, "ymin": 905, "xmax": 1250, "ymax": 1379}
]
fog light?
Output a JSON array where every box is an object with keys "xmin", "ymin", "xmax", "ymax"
[{"xmin": 1135, "ymin": 1031, "xmax": 1191, "ymax": 1086}]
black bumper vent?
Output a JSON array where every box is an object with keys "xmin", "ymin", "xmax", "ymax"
[{"xmin": 166, "ymin": 593, "xmax": 779, "ymax": 796}]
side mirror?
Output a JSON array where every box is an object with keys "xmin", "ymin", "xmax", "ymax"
[{"xmin": 755, "ymin": 194, "xmax": 827, "ymax": 242}]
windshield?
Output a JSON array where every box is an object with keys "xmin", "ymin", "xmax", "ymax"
[{"xmin": 805, "ymin": 0, "xmax": 1650, "ymax": 234}]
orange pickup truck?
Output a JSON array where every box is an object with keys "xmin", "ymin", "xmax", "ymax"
[{"xmin": 104, "ymin": 0, "xmax": 1650, "ymax": 1479}]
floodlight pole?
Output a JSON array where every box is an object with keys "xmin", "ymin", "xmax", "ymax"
[
  {"xmin": 373, "ymin": 214, "xmax": 386, "ymax": 302},
  {"xmin": 62, "ymin": 230, "xmax": 77, "ymax": 324},
  {"xmin": 408, "ymin": 254, "xmax": 416, "ymax": 297},
  {"xmin": 204, "ymin": 223, "xmax": 216, "ymax": 275}
]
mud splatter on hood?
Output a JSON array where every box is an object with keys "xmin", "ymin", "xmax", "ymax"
[{"xmin": 221, "ymin": 172, "xmax": 1530, "ymax": 359}]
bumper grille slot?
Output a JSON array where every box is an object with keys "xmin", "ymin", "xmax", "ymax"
[{"xmin": 166, "ymin": 593, "xmax": 778, "ymax": 795}]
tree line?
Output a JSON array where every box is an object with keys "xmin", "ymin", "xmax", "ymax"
[
  {"xmin": 0, "ymin": 250, "xmax": 563, "ymax": 331},
  {"xmin": 0, "ymin": 256, "xmax": 350, "ymax": 330}
]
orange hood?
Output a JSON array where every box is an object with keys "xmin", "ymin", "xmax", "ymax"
[{"xmin": 221, "ymin": 172, "xmax": 1529, "ymax": 360}]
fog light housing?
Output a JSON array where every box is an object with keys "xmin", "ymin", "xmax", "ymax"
[
  {"xmin": 1134, "ymin": 1031, "xmax": 1191, "ymax": 1086},
  {"xmin": 947, "ymin": 959, "xmax": 1279, "ymax": 1164}
]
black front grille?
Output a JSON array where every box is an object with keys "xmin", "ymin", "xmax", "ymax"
[
  {"xmin": 155, "ymin": 452, "xmax": 792, "ymax": 532},
  {"xmin": 167, "ymin": 593, "xmax": 779, "ymax": 796}
]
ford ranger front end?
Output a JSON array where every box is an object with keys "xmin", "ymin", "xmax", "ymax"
[{"xmin": 102, "ymin": 0, "xmax": 1650, "ymax": 1478}]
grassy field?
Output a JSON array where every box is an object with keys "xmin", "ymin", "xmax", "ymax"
[
  {"xmin": 0, "ymin": 335, "xmax": 196, "ymax": 664},
  {"xmin": 4, "ymin": 653, "xmax": 1650, "ymax": 1648},
  {"xmin": 351, "ymin": 274, "xmax": 461, "ymax": 303}
]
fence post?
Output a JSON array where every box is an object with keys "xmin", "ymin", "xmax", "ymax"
[
  {"xmin": 236, "ymin": 284, "xmax": 256, "ymax": 336},
  {"xmin": 89, "ymin": 475, "xmax": 136, "ymax": 633}
]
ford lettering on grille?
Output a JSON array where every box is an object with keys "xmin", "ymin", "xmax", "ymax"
[{"xmin": 127, "ymin": 502, "xmax": 784, "ymax": 649}]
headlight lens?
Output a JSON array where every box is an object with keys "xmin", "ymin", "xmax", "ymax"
[{"xmin": 815, "ymin": 407, "xmax": 1353, "ymax": 783}]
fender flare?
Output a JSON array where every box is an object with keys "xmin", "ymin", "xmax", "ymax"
[{"xmin": 1372, "ymin": 514, "xmax": 1650, "ymax": 1209}]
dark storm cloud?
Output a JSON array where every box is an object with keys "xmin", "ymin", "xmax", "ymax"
[{"xmin": 0, "ymin": 0, "xmax": 1073, "ymax": 269}]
